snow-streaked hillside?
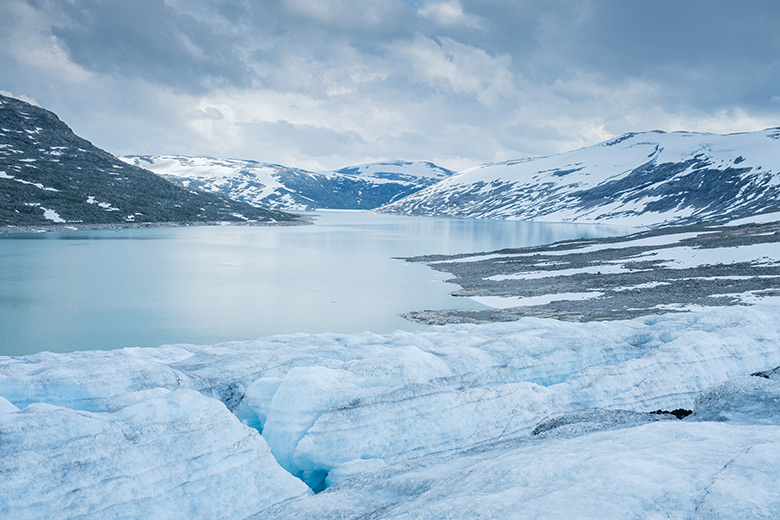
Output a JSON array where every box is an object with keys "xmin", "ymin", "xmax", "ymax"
[
  {"xmin": 0, "ymin": 95, "xmax": 295, "ymax": 228},
  {"xmin": 378, "ymin": 128, "xmax": 780, "ymax": 227},
  {"xmin": 120, "ymin": 155, "xmax": 454, "ymax": 211}
]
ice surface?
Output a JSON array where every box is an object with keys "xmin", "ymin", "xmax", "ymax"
[
  {"xmin": 260, "ymin": 421, "xmax": 780, "ymax": 519},
  {"xmin": 0, "ymin": 389, "xmax": 309, "ymax": 519},
  {"xmin": 691, "ymin": 375, "xmax": 780, "ymax": 424},
  {"xmin": 635, "ymin": 242, "xmax": 780, "ymax": 268},
  {"xmin": 1, "ymin": 306, "xmax": 780, "ymax": 517},
  {"xmin": 722, "ymin": 211, "xmax": 780, "ymax": 226},
  {"xmin": 472, "ymin": 291, "xmax": 604, "ymax": 308},
  {"xmin": 0, "ymin": 396, "xmax": 17, "ymax": 413}
]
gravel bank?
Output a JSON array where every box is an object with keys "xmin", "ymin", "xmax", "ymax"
[{"xmin": 403, "ymin": 220, "xmax": 780, "ymax": 324}]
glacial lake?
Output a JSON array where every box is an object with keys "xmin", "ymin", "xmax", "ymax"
[{"xmin": 0, "ymin": 211, "xmax": 634, "ymax": 356}]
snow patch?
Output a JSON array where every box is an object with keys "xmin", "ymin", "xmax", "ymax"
[
  {"xmin": 41, "ymin": 207, "xmax": 65, "ymax": 223},
  {"xmin": 472, "ymin": 291, "xmax": 604, "ymax": 308}
]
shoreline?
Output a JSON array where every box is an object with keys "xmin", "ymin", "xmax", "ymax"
[
  {"xmin": 0, "ymin": 217, "xmax": 313, "ymax": 235},
  {"xmin": 403, "ymin": 219, "xmax": 780, "ymax": 324}
]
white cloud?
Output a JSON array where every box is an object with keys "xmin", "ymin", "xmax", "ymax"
[
  {"xmin": 391, "ymin": 36, "xmax": 516, "ymax": 106},
  {"xmin": 2, "ymin": 0, "xmax": 777, "ymax": 172},
  {"xmin": 418, "ymin": 1, "xmax": 481, "ymax": 28},
  {"xmin": 0, "ymin": 1, "xmax": 92, "ymax": 84}
]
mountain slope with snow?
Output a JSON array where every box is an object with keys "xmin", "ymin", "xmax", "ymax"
[
  {"xmin": 335, "ymin": 160, "xmax": 455, "ymax": 183},
  {"xmin": 0, "ymin": 95, "xmax": 296, "ymax": 228},
  {"xmin": 120, "ymin": 156, "xmax": 454, "ymax": 211},
  {"xmin": 378, "ymin": 128, "xmax": 780, "ymax": 227}
]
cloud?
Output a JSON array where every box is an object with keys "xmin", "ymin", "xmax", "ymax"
[
  {"xmin": 1, "ymin": 0, "xmax": 778, "ymax": 171},
  {"xmin": 391, "ymin": 36, "xmax": 516, "ymax": 106},
  {"xmin": 49, "ymin": 0, "xmax": 251, "ymax": 92},
  {"xmin": 0, "ymin": 1, "xmax": 93, "ymax": 84},
  {"xmin": 189, "ymin": 107, "xmax": 225, "ymax": 120},
  {"xmin": 418, "ymin": 1, "xmax": 482, "ymax": 28}
]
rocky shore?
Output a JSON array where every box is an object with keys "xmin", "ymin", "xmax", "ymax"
[
  {"xmin": 403, "ymin": 216, "xmax": 780, "ymax": 324},
  {"xmin": 0, "ymin": 218, "xmax": 311, "ymax": 234}
]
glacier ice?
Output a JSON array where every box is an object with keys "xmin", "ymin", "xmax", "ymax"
[
  {"xmin": 691, "ymin": 376, "xmax": 780, "ymax": 424},
  {"xmin": 259, "ymin": 421, "xmax": 780, "ymax": 519},
  {"xmin": 0, "ymin": 389, "xmax": 309, "ymax": 519},
  {"xmin": 1, "ymin": 305, "xmax": 779, "ymax": 517},
  {"xmin": 262, "ymin": 373, "xmax": 780, "ymax": 518}
]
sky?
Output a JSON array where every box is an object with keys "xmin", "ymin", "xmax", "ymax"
[{"xmin": 1, "ymin": 0, "xmax": 779, "ymax": 172}]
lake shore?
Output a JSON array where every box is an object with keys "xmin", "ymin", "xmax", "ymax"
[
  {"xmin": 403, "ymin": 218, "xmax": 780, "ymax": 324},
  {"xmin": 0, "ymin": 218, "xmax": 312, "ymax": 234}
]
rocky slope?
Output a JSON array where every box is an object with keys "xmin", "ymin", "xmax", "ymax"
[
  {"xmin": 378, "ymin": 128, "xmax": 780, "ymax": 227},
  {"xmin": 0, "ymin": 95, "xmax": 297, "ymax": 229}
]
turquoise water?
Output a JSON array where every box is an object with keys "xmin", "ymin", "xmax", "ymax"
[{"xmin": 0, "ymin": 211, "xmax": 633, "ymax": 355}]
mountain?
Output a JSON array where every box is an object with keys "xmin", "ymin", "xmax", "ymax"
[
  {"xmin": 377, "ymin": 128, "xmax": 780, "ymax": 227},
  {"xmin": 119, "ymin": 155, "xmax": 455, "ymax": 211},
  {"xmin": 0, "ymin": 95, "xmax": 297, "ymax": 228},
  {"xmin": 334, "ymin": 160, "xmax": 455, "ymax": 184}
]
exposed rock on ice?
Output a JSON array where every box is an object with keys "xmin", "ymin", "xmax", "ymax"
[
  {"xmin": 530, "ymin": 407, "xmax": 675, "ymax": 438},
  {"xmin": 752, "ymin": 365, "xmax": 780, "ymax": 379}
]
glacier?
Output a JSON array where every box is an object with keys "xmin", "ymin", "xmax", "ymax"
[{"xmin": 1, "ymin": 305, "xmax": 780, "ymax": 517}]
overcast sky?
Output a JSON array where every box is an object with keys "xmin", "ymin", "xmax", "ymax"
[{"xmin": 1, "ymin": 0, "xmax": 778, "ymax": 171}]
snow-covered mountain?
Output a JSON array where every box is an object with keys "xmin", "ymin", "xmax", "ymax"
[
  {"xmin": 378, "ymin": 128, "xmax": 780, "ymax": 227},
  {"xmin": 334, "ymin": 160, "xmax": 455, "ymax": 183},
  {"xmin": 0, "ymin": 95, "xmax": 296, "ymax": 228},
  {"xmin": 120, "ymin": 156, "xmax": 455, "ymax": 211}
]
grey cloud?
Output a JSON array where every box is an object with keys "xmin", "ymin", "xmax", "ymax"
[
  {"xmin": 242, "ymin": 120, "xmax": 367, "ymax": 158},
  {"xmin": 459, "ymin": 0, "xmax": 780, "ymax": 112},
  {"xmin": 3, "ymin": 0, "xmax": 779, "ymax": 170},
  {"xmin": 189, "ymin": 107, "xmax": 224, "ymax": 120},
  {"xmin": 46, "ymin": 0, "xmax": 251, "ymax": 92}
]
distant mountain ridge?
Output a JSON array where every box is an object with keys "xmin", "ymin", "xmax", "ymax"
[
  {"xmin": 377, "ymin": 128, "xmax": 780, "ymax": 227},
  {"xmin": 120, "ymin": 155, "xmax": 455, "ymax": 211},
  {"xmin": 0, "ymin": 95, "xmax": 296, "ymax": 228}
]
